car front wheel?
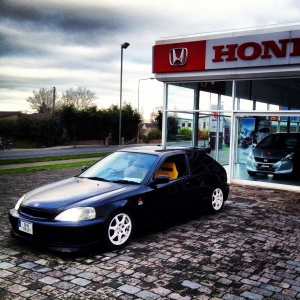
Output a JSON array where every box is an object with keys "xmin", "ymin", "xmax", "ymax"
[
  {"xmin": 209, "ymin": 187, "xmax": 224, "ymax": 213},
  {"xmin": 247, "ymin": 171, "xmax": 256, "ymax": 176},
  {"xmin": 104, "ymin": 210, "xmax": 134, "ymax": 250}
]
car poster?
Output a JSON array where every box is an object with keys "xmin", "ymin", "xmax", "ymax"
[
  {"xmin": 239, "ymin": 118, "xmax": 255, "ymax": 164},
  {"xmin": 257, "ymin": 120, "xmax": 271, "ymax": 143}
]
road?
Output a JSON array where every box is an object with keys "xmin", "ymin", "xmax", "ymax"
[
  {"xmin": 0, "ymin": 142, "xmax": 209, "ymax": 160},
  {"xmin": 0, "ymin": 145, "xmax": 133, "ymax": 160}
]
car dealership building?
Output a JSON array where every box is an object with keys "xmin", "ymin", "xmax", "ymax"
[{"xmin": 152, "ymin": 22, "xmax": 300, "ymax": 190}]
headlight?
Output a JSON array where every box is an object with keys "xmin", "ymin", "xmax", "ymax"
[
  {"xmin": 55, "ymin": 207, "xmax": 96, "ymax": 222},
  {"xmin": 15, "ymin": 195, "xmax": 25, "ymax": 211},
  {"xmin": 281, "ymin": 152, "xmax": 294, "ymax": 161}
]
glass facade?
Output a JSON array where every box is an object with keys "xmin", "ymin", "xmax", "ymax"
[{"xmin": 164, "ymin": 78, "xmax": 300, "ymax": 188}]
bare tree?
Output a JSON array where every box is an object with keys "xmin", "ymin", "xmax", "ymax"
[
  {"xmin": 26, "ymin": 88, "xmax": 61, "ymax": 115},
  {"xmin": 61, "ymin": 87, "xmax": 97, "ymax": 110},
  {"xmin": 150, "ymin": 106, "xmax": 163, "ymax": 123}
]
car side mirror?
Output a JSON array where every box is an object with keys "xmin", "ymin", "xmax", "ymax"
[{"xmin": 152, "ymin": 174, "xmax": 170, "ymax": 185}]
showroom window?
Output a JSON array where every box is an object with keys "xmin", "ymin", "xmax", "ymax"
[{"xmin": 164, "ymin": 78, "xmax": 300, "ymax": 188}]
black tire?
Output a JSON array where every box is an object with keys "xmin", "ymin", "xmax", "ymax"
[
  {"xmin": 247, "ymin": 171, "xmax": 256, "ymax": 176},
  {"xmin": 104, "ymin": 210, "xmax": 135, "ymax": 250},
  {"xmin": 292, "ymin": 166, "xmax": 300, "ymax": 179},
  {"xmin": 208, "ymin": 186, "xmax": 224, "ymax": 213}
]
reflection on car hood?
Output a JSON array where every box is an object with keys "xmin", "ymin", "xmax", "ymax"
[
  {"xmin": 253, "ymin": 148, "xmax": 293, "ymax": 159},
  {"xmin": 22, "ymin": 177, "xmax": 132, "ymax": 211}
]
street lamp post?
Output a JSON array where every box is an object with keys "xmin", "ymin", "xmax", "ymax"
[
  {"xmin": 137, "ymin": 77, "xmax": 154, "ymax": 143},
  {"xmin": 119, "ymin": 42, "xmax": 130, "ymax": 146}
]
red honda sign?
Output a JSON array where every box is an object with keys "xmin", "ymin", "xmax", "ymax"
[
  {"xmin": 152, "ymin": 41, "xmax": 206, "ymax": 73},
  {"xmin": 153, "ymin": 30, "xmax": 300, "ymax": 73},
  {"xmin": 212, "ymin": 38, "xmax": 300, "ymax": 62}
]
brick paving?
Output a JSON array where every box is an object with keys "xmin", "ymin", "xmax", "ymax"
[{"xmin": 0, "ymin": 167, "xmax": 299, "ymax": 299}]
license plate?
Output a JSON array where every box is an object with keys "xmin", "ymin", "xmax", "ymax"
[
  {"xmin": 258, "ymin": 164, "xmax": 270, "ymax": 168},
  {"xmin": 18, "ymin": 219, "xmax": 33, "ymax": 235},
  {"xmin": 260, "ymin": 165, "xmax": 270, "ymax": 168}
]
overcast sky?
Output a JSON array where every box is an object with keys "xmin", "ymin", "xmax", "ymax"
[{"xmin": 1, "ymin": 0, "xmax": 300, "ymax": 121}]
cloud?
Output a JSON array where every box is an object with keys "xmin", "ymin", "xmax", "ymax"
[{"xmin": 1, "ymin": 0, "xmax": 300, "ymax": 119}]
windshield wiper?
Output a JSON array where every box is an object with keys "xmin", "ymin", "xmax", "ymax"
[
  {"xmin": 112, "ymin": 179, "xmax": 139, "ymax": 184},
  {"xmin": 81, "ymin": 176, "xmax": 109, "ymax": 182}
]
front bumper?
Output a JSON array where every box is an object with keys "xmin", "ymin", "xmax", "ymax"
[
  {"xmin": 246, "ymin": 157, "xmax": 294, "ymax": 175},
  {"xmin": 9, "ymin": 208, "xmax": 106, "ymax": 252}
]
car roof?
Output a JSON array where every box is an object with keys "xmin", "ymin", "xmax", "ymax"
[
  {"xmin": 117, "ymin": 145, "xmax": 210, "ymax": 156},
  {"xmin": 268, "ymin": 133, "xmax": 300, "ymax": 139},
  {"xmin": 271, "ymin": 132, "xmax": 300, "ymax": 135}
]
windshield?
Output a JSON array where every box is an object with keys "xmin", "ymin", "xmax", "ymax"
[
  {"xmin": 256, "ymin": 134, "xmax": 300, "ymax": 149},
  {"xmin": 79, "ymin": 151, "xmax": 157, "ymax": 183}
]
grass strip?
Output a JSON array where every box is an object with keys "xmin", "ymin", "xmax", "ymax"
[
  {"xmin": 0, "ymin": 152, "xmax": 109, "ymax": 165},
  {"xmin": 0, "ymin": 160, "xmax": 97, "ymax": 175}
]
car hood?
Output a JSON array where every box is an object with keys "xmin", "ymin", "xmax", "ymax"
[
  {"xmin": 22, "ymin": 177, "xmax": 135, "ymax": 211},
  {"xmin": 253, "ymin": 148, "xmax": 293, "ymax": 159}
]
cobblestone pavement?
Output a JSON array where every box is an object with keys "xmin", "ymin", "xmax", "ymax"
[{"xmin": 0, "ymin": 167, "xmax": 299, "ymax": 300}]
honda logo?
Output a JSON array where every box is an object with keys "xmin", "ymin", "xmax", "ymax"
[{"xmin": 169, "ymin": 48, "xmax": 188, "ymax": 66}]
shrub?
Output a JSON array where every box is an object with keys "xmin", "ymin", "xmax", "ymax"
[{"xmin": 147, "ymin": 128, "xmax": 162, "ymax": 140}]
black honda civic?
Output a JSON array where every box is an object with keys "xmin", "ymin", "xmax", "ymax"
[{"xmin": 9, "ymin": 146, "xmax": 229, "ymax": 252}]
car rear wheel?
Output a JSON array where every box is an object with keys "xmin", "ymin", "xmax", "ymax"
[
  {"xmin": 209, "ymin": 187, "xmax": 224, "ymax": 213},
  {"xmin": 104, "ymin": 210, "xmax": 134, "ymax": 250}
]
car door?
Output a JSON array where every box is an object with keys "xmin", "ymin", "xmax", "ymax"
[
  {"xmin": 184, "ymin": 150, "xmax": 213, "ymax": 211},
  {"xmin": 137, "ymin": 153, "xmax": 189, "ymax": 225}
]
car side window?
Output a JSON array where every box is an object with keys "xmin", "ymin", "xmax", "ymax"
[
  {"xmin": 187, "ymin": 150, "xmax": 210, "ymax": 175},
  {"xmin": 286, "ymin": 136, "xmax": 298, "ymax": 148},
  {"xmin": 154, "ymin": 154, "xmax": 187, "ymax": 180}
]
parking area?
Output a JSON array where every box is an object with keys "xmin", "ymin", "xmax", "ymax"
[{"xmin": 0, "ymin": 167, "xmax": 299, "ymax": 300}]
